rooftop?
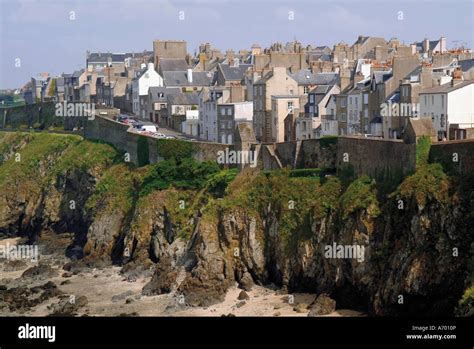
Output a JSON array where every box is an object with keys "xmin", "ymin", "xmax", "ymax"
[
  {"xmin": 163, "ymin": 71, "xmax": 214, "ymax": 87},
  {"xmin": 420, "ymin": 80, "xmax": 473, "ymax": 94},
  {"xmin": 218, "ymin": 63, "xmax": 252, "ymax": 81}
]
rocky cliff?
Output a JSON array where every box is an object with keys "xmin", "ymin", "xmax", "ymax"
[{"xmin": 0, "ymin": 132, "xmax": 472, "ymax": 316}]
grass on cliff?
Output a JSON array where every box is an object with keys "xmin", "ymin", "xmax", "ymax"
[
  {"xmin": 139, "ymin": 158, "xmax": 223, "ymax": 196},
  {"xmin": 50, "ymin": 139, "xmax": 119, "ymax": 177},
  {"xmin": 0, "ymin": 133, "xmax": 79, "ymax": 188},
  {"xmin": 416, "ymin": 135, "xmax": 432, "ymax": 167},
  {"xmin": 85, "ymin": 163, "xmax": 141, "ymax": 216},
  {"xmin": 392, "ymin": 163, "xmax": 450, "ymax": 207},
  {"xmin": 340, "ymin": 175, "xmax": 380, "ymax": 219}
]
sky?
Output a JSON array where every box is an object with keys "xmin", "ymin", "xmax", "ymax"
[{"xmin": 0, "ymin": 0, "xmax": 473, "ymax": 89}]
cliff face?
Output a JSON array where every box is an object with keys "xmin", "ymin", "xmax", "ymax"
[{"xmin": 0, "ymin": 133, "xmax": 472, "ymax": 315}]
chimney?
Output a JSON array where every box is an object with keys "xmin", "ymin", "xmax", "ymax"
[
  {"xmin": 451, "ymin": 67, "xmax": 463, "ymax": 86},
  {"xmin": 420, "ymin": 64, "xmax": 433, "ymax": 89},
  {"xmin": 148, "ymin": 63, "xmax": 154, "ymax": 71},
  {"xmin": 423, "ymin": 38, "xmax": 430, "ymax": 53},
  {"xmin": 233, "ymin": 58, "xmax": 240, "ymax": 68},
  {"xmin": 410, "ymin": 44, "xmax": 417, "ymax": 55},
  {"xmin": 440, "ymin": 36, "xmax": 447, "ymax": 53},
  {"xmin": 187, "ymin": 68, "xmax": 193, "ymax": 83}
]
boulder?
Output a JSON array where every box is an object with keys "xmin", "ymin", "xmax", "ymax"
[{"xmin": 308, "ymin": 294, "xmax": 336, "ymax": 316}]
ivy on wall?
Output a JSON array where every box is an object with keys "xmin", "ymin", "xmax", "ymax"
[
  {"xmin": 156, "ymin": 139, "xmax": 194, "ymax": 162},
  {"xmin": 137, "ymin": 136, "xmax": 150, "ymax": 167}
]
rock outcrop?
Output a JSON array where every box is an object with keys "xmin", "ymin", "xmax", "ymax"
[{"xmin": 0, "ymin": 133, "xmax": 472, "ymax": 316}]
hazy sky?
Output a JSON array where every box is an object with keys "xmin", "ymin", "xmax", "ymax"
[{"xmin": 0, "ymin": 0, "xmax": 473, "ymax": 88}]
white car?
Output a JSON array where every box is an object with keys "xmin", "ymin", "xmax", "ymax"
[{"xmin": 141, "ymin": 125, "xmax": 157, "ymax": 133}]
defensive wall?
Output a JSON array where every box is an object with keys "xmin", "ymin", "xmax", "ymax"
[{"xmin": 84, "ymin": 116, "xmax": 230, "ymax": 165}]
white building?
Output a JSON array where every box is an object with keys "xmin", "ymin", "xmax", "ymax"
[
  {"xmin": 419, "ymin": 79, "xmax": 474, "ymax": 140},
  {"xmin": 199, "ymin": 88, "xmax": 227, "ymax": 142},
  {"xmin": 182, "ymin": 110, "xmax": 199, "ymax": 137},
  {"xmin": 132, "ymin": 63, "xmax": 164, "ymax": 118}
]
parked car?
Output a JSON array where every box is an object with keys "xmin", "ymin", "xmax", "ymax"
[
  {"xmin": 117, "ymin": 115, "xmax": 129, "ymax": 123},
  {"xmin": 141, "ymin": 125, "xmax": 157, "ymax": 133}
]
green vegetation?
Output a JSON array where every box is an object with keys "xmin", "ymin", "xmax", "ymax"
[
  {"xmin": 137, "ymin": 136, "xmax": 150, "ymax": 167},
  {"xmin": 338, "ymin": 163, "xmax": 355, "ymax": 187},
  {"xmin": 393, "ymin": 163, "xmax": 449, "ymax": 207},
  {"xmin": 455, "ymin": 285, "xmax": 474, "ymax": 317},
  {"xmin": 139, "ymin": 158, "xmax": 221, "ymax": 196},
  {"xmin": 319, "ymin": 136, "xmax": 338, "ymax": 148},
  {"xmin": 86, "ymin": 163, "xmax": 137, "ymax": 215},
  {"xmin": 50, "ymin": 139, "xmax": 118, "ymax": 176},
  {"xmin": 340, "ymin": 175, "xmax": 380, "ymax": 219},
  {"xmin": 0, "ymin": 133, "xmax": 78, "ymax": 186},
  {"xmin": 156, "ymin": 139, "xmax": 194, "ymax": 161},
  {"xmin": 416, "ymin": 135, "xmax": 431, "ymax": 167},
  {"xmin": 205, "ymin": 168, "xmax": 239, "ymax": 198}
]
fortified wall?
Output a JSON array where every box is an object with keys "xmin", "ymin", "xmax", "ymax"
[
  {"xmin": 84, "ymin": 116, "xmax": 230, "ymax": 165},
  {"xmin": 84, "ymin": 116, "xmax": 473, "ymax": 178},
  {"xmin": 254, "ymin": 136, "xmax": 416, "ymax": 178},
  {"xmin": 429, "ymin": 140, "xmax": 474, "ymax": 175}
]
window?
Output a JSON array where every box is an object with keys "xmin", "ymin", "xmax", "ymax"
[
  {"xmin": 309, "ymin": 106, "xmax": 314, "ymax": 114},
  {"xmin": 304, "ymin": 86, "xmax": 309, "ymax": 94},
  {"xmin": 432, "ymin": 95, "xmax": 434, "ymax": 105},
  {"xmin": 349, "ymin": 97, "xmax": 352, "ymax": 105},
  {"xmin": 424, "ymin": 96, "xmax": 427, "ymax": 104},
  {"xmin": 287, "ymin": 101, "xmax": 293, "ymax": 111},
  {"xmin": 341, "ymin": 98, "xmax": 346, "ymax": 107},
  {"xmin": 441, "ymin": 95, "xmax": 445, "ymax": 108},
  {"xmin": 355, "ymin": 97, "xmax": 358, "ymax": 106},
  {"xmin": 309, "ymin": 94, "xmax": 314, "ymax": 103},
  {"xmin": 259, "ymin": 86, "xmax": 263, "ymax": 96},
  {"xmin": 364, "ymin": 94, "xmax": 368, "ymax": 104},
  {"xmin": 289, "ymin": 89, "xmax": 294, "ymax": 95}
]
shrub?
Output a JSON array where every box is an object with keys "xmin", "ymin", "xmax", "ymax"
[
  {"xmin": 416, "ymin": 135, "xmax": 431, "ymax": 167},
  {"xmin": 205, "ymin": 168, "xmax": 239, "ymax": 198},
  {"xmin": 140, "ymin": 158, "xmax": 220, "ymax": 196},
  {"xmin": 340, "ymin": 175, "xmax": 380, "ymax": 218},
  {"xmin": 156, "ymin": 139, "xmax": 194, "ymax": 162},
  {"xmin": 394, "ymin": 163, "xmax": 449, "ymax": 207}
]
